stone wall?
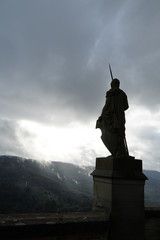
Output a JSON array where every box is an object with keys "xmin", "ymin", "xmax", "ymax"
[{"xmin": 0, "ymin": 209, "xmax": 159, "ymax": 240}]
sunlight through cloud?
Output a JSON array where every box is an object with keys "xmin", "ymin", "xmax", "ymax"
[{"xmin": 17, "ymin": 120, "xmax": 107, "ymax": 166}]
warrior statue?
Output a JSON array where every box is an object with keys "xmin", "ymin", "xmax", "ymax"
[{"xmin": 96, "ymin": 66, "xmax": 129, "ymax": 158}]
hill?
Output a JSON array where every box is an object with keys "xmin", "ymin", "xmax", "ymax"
[
  {"xmin": 144, "ymin": 170, "xmax": 160, "ymax": 207},
  {"xmin": 0, "ymin": 156, "xmax": 159, "ymax": 213},
  {"xmin": 0, "ymin": 156, "xmax": 93, "ymax": 214}
]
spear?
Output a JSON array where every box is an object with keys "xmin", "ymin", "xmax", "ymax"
[{"xmin": 109, "ymin": 63, "xmax": 114, "ymax": 81}]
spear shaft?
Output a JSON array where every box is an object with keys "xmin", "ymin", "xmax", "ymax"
[{"xmin": 109, "ymin": 63, "xmax": 114, "ymax": 81}]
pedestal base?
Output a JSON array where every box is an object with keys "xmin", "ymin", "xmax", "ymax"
[{"xmin": 91, "ymin": 156, "xmax": 147, "ymax": 240}]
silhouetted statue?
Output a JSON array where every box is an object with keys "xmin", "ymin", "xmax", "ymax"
[{"xmin": 96, "ymin": 78, "xmax": 129, "ymax": 158}]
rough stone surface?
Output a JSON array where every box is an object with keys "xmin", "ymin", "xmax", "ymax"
[
  {"xmin": 0, "ymin": 210, "xmax": 159, "ymax": 240},
  {"xmin": 91, "ymin": 156, "xmax": 147, "ymax": 240}
]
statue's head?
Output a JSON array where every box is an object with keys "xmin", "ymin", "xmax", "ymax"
[{"xmin": 111, "ymin": 78, "xmax": 120, "ymax": 89}]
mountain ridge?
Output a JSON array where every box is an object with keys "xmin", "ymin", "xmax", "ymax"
[{"xmin": 0, "ymin": 155, "xmax": 159, "ymax": 214}]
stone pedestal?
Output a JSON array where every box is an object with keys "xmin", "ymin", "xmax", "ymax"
[{"xmin": 91, "ymin": 156, "xmax": 147, "ymax": 240}]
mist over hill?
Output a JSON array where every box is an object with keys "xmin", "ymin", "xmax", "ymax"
[
  {"xmin": 0, "ymin": 156, "xmax": 93, "ymax": 214},
  {"xmin": 0, "ymin": 156, "xmax": 159, "ymax": 214}
]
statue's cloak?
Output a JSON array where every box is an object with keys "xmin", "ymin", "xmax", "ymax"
[{"xmin": 96, "ymin": 88, "xmax": 129, "ymax": 157}]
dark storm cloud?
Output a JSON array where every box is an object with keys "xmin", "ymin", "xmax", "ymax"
[
  {"xmin": 107, "ymin": 0, "xmax": 160, "ymax": 109},
  {"xmin": 0, "ymin": 0, "xmax": 106, "ymax": 124},
  {"xmin": 0, "ymin": 0, "xmax": 144, "ymax": 124},
  {"xmin": 0, "ymin": 1, "xmax": 159, "ymax": 113}
]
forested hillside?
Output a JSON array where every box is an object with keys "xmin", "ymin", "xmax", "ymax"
[{"xmin": 0, "ymin": 156, "xmax": 159, "ymax": 214}]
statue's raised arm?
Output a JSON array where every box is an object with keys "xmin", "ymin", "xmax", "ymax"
[{"xmin": 96, "ymin": 78, "xmax": 129, "ymax": 158}]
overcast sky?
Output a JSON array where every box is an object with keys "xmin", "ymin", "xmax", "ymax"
[{"xmin": 0, "ymin": 0, "xmax": 160, "ymax": 171}]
